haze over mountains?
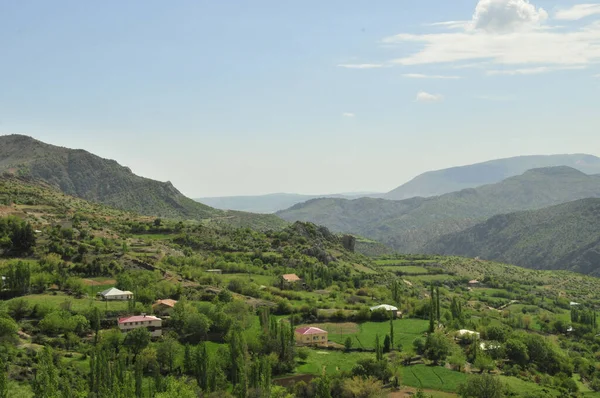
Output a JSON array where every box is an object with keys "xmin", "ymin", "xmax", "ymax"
[
  {"xmin": 424, "ymin": 198, "xmax": 600, "ymax": 276},
  {"xmin": 0, "ymin": 135, "xmax": 286, "ymax": 230},
  {"xmin": 278, "ymin": 166, "xmax": 600, "ymax": 253},
  {"xmin": 196, "ymin": 154, "xmax": 600, "ymax": 213}
]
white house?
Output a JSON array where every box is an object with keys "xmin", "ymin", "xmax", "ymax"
[
  {"xmin": 370, "ymin": 304, "xmax": 400, "ymax": 318},
  {"xmin": 97, "ymin": 287, "xmax": 134, "ymax": 301},
  {"xmin": 457, "ymin": 329, "xmax": 480, "ymax": 338},
  {"xmin": 118, "ymin": 314, "xmax": 162, "ymax": 337}
]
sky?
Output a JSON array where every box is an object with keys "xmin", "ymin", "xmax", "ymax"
[{"xmin": 1, "ymin": 0, "xmax": 600, "ymax": 197}]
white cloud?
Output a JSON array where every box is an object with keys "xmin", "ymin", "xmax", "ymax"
[
  {"xmin": 342, "ymin": 112, "xmax": 356, "ymax": 117},
  {"xmin": 486, "ymin": 65, "xmax": 585, "ymax": 75},
  {"xmin": 428, "ymin": 21, "xmax": 470, "ymax": 29},
  {"xmin": 555, "ymin": 4, "xmax": 600, "ymax": 21},
  {"xmin": 594, "ymin": 73, "xmax": 600, "ymax": 77},
  {"xmin": 382, "ymin": 0, "xmax": 600, "ymax": 73},
  {"xmin": 403, "ymin": 73, "xmax": 461, "ymax": 79},
  {"xmin": 471, "ymin": 0, "xmax": 548, "ymax": 33},
  {"xmin": 337, "ymin": 64, "xmax": 384, "ymax": 69},
  {"xmin": 415, "ymin": 91, "xmax": 444, "ymax": 103}
]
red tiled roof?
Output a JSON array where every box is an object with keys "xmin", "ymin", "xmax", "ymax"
[
  {"xmin": 118, "ymin": 315, "xmax": 161, "ymax": 324},
  {"xmin": 282, "ymin": 274, "xmax": 301, "ymax": 282},
  {"xmin": 295, "ymin": 327, "xmax": 327, "ymax": 335}
]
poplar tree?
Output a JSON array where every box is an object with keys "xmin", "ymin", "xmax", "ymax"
[
  {"xmin": 0, "ymin": 356, "xmax": 7, "ymax": 398},
  {"xmin": 32, "ymin": 346, "xmax": 59, "ymax": 398}
]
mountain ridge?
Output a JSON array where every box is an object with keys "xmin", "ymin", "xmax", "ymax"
[
  {"xmin": 423, "ymin": 198, "xmax": 600, "ymax": 275},
  {"xmin": 277, "ymin": 166, "xmax": 600, "ymax": 253},
  {"xmin": 384, "ymin": 154, "xmax": 600, "ymax": 200},
  {"xmin": 0, "ymin": 134, "xmax": 286, "ymax": 230}
]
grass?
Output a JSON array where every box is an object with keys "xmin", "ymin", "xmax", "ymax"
[
  {"xmin": 14, "ymin": 293, "xmax": 129, "ymax": 312},
  {"xmin": 132, "ymin": 233, "xmax": 175, "ymax": 241},
  {"xmin": 401, "ymin": 365, "xmax": 466, "ymax": 392},
  {"xmin": 499, "ymin": 375, "xmax": 561, "ymax": 397},
  {"xmin": 296, "ymin": 349, "xmax": 373, "ymax": 375},
  {"xmin": 383, "ymin": 265, "xmax": 429, "ymax": 274},
  {"xmin": 324, "ymin": 319, "xmax": 429, "ymax": 350}
]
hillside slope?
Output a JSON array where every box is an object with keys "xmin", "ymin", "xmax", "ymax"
[
  {"xmin": 0, "ymin": 135, "xmax": 286, "ymax": 229},
  {"xmin": 385, "ymin": 154, "xmax": 600, "ymax": 200},
  {"xmin": 278, "ymin": 166, "xmax": 600, "ymax": 253},
  {"xmin": 423, "ymin": 198, "xmax": 600, "ymax": 275},
  {"xmin": 196, "ymin": 192, "xmax": 380, "ymax": 214}
]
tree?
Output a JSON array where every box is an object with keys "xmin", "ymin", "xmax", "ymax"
[
  {"xmin": 183, "ymin": 312, "xmax": 212, "ymax": 343},
  {"xmin": 342, "ymin": 376, "xmax": 384, "ymax": 398},
  {"xmin": 505, "ymin": 339, "xmax": 529, "ymax": 366},
  {"xmin": 345, "ymin": 337, "xmax": 353, "ymax": 351},
  {"xmin": 459, "ymin": 374, "xmax": 505, "ymax": 398},
  {"xmin": 474, "ymin": 353, "xmax": 495, "ymax": 373},
  {"xmin": 0, "ymin": 357, "xmax": 7, "ymax": 398},
  {"xmin": 7, "ymin": 298, "xmax": 31, "ymax": 321},
  {"xmin": 375, "ymin": 334, "xmax": 383, "ymax": 361},
  {"xmin": 124, "ymin": 328, "xmax": 151, "ymax": 359},
  {"xmin": 383, "ymin": 335, "xmax": 391, "ymax": 353},
  {"xmin": 389, "ymin": 317, "xmax": 395, "ymax": 350},
  {"xmin": 424, "ymin": 331, "xmax": 452, "ymax": 364},
  {"xmin": 32, "ymin": 346, "xmax": 59, "ymax": 398},
  {"xmin": 156, "ymin": 337, "xmax": 181, "ymax": 373},
  {"xmin": 313, "ymin": 374, "xmax": 332, "ymax": 398},
  {"xmin": 0, "ymin": 318, "xmax": 18, "ymax": 344}
]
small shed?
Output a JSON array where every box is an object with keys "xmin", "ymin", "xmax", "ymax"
[
  {"xmin": 206, "ymin": 269, "xmax": 222, "ymax": 274},
  {"xmin": 468, "ymin": 280, "xmax": 480, "ymax": 286},
  {"xmin": 295, "ymin": 327, "xmax": 328, "ymax": 346},
  {"xmin": 97, "ymin": 287, "xmax": 134, "ymax": 301},
  {"xmin": 370, "ymin": 304, "xmax": 401, "ymax": 318},
  {"xmin": 281, "ymin": 274, "xmax": 301, "ymax": 283},
  {"xmin": 152, "ymin": 299, "xmax": 178, "ymax": 314}
]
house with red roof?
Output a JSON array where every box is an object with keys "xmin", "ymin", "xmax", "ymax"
[
  {"xmin": 118, "ymin": 314, "xmax": 162, "ymax": 337},
  {"xmin": 295, "ymin": 326, "xmax": 328, "ymax": 346}
]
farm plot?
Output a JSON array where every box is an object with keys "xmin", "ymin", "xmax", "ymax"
[
  {"xmin": 296, "ymin": 349, "xmax": 373, "ymax": 375},
  {"xmin": 324, "ymin": 319, "xmax": 429, "ymax": 350},
  {"xmin": 401, "ymin": 365, "xmax": 466, "ymax": 393}
]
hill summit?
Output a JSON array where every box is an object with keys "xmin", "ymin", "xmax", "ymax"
[{"xmin": 0, "ymin": 134, "xmax": 285, "ymax": 229}]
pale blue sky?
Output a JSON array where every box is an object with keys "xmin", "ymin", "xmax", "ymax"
[{"xmin": 1, "ymin": 0, "xmax": 599, "ymax": 196}]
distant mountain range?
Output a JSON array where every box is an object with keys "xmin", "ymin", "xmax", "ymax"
[
  {"xmin": 277, "ymin": 166, "xmax": 600, "ymax": 253},
  {"xmin": 424, "ymin": 198, "xmax": 600, "ymax": 276},
  {"xmin": 196, "ymin": 192, "xmax": 380, "ymax": 214},
  {"xmin": 384, "ymin": 154, "xmax": 600, "ymax": 200},
  {"xmin": 0, "ymin": 135, "xmax": 286, "ymax": 230},
  {"xmin": 196, "ymin": 154, "xmax": 600, "ymax": 213}
]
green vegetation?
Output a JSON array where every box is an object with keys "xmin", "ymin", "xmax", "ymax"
[
  {"xmin": 424, "ymin": 198, "xmax": 600, "ymax": 276},
  {"xmin": 278, "ymin": 166, "xmax": 600, "ymax": 254},
  {"xmin": 2, "ymin": 160, "xmax": 600, "ymax": 398}
]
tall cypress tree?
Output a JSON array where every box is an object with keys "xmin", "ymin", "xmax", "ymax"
[
  {"xmin": 0, "ymin": 356, "xmax": 7, "ymax": 398},
  {"xmin": 390, "ymin": 316, "xmax": 395, "ymax": 350},
  {"xmin": 436, "ymin": 287, "xmax": 441, "ymax": 325},
  {"xmin": 32, "ymin": 346, "xmax": 59, "ymax": 398}
]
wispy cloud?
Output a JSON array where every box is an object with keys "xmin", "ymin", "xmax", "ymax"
[
  {"xmin": 337, "ymin": 64, "xmax": 384, "ymax": 69},
  {"xmin": 555, "ymin": 4, "xmax": 600, "ymax": 21},
  {"xmin": 486, "ymin": 65, "xmax": 586, "ymax": 75},
  {"xmin": 415, "ymin": 91, "xmax": 444, "ymax": 103},
  {"xmin": 342, "ymin": 112, "xmax": 356, "ymax": 117},
  {"xmin": 427, "ymin": 21, "xmax": 470, "ymax": 29},
  {"xmin": 381, "ymin": 0, "xmax": 600, "ymax": 74},
  {"xmin": 403, "ymin": 73, "xmax": 461, "ymax": 79}
]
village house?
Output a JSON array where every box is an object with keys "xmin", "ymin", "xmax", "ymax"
[
  {"xmin": 206, "ymin": 269, "xmax": 222, "ymax": 275},
  {"xmin": 152, "ymin": 299, "xmax": 178, "ymax": 314},
  {"xmin": 468, "ymin": 280, "xmax": 480, "ymax": 287},
  {"xmin": 370, "ymin": 304, "xmax": 401, "ymax": 318},
  {"xmin": 118, "ymin": 314, "xmax": 162, "ymax": 337},
  {"xmin": 295, "ymin": 327, "xmax": 328, "ymax": 346},
  {"xmin": 281, "ymin": 274, "xmax": 301, "ymax": 284},
  {"xmin": 97, "ymin": 287, "xmax": 134, "ymax": 301}
]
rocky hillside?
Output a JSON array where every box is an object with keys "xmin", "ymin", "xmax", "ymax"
[
  {"xmin": 278, "ymin": 166, "xmax": 600, "ymax": 253},
  {"xmin": 384, "ymin": 154, "xmax": 600, "ymax": 200},
  {"xmin": 424, "ymin": 198, "xmax": 600, "ymax": 275},
  {"xmin": 0, "ymin": 135, "xmax": 286, "ymax": 230}
]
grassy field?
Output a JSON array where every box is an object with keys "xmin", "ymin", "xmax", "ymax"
[
  {"xmin": 499, "ymin": 375, "xmax": 561, "ymax": 397},
  {"xmin": 401, "ymin": 365, "xmax": 466, "ymax": 392},
  {"xmin": 383, "ymin": 265, "xmax": 429, "ymax": 274},
  {"xmin": 296, "ymin": 349, "xmax": 373, "ymax": 375},
  {"xmin": 321, "ymin": 319, "xmax": 429, "ymax": 350},
  {"xmin": 14, "ymin": 293, "xmax": 129, "ymax": 312}
]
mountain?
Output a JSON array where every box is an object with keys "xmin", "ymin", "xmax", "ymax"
[
  {"xmin": 424, "ymin": 198, "xmax": 600, "ymax": 275},
  {"xmin": 277, "ymin": 166, "xmax": 600, "ymax": 253},
  {"xmin": 196, "ymin": 192, "xmax": 381, "ymax": 214},
  {"xmin": 385, "ymin": 154, "xmax": 600, "ymax": 200},
  {"xmin": 0, "ymin": 134, "xmax": 286, "ymax": 229}
]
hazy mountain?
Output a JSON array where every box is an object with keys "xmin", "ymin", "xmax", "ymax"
[
  {"xmin": 424, "ymin": 198, "xmax": 600, "ymax": 276},
  {"xmin": 196, "ymin": 192, "xmax": 381, "ymax": 214},
  {"xmin": 0, "ymin": 134, "xmax": 286, "ymax": 229},
  {"xmin": 277, "ymin": 166, "xmax": 600, "ymax": 252},
  {"xmin": 385, "ymin": 154, "xmax": 600, "ymax": 200}
]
